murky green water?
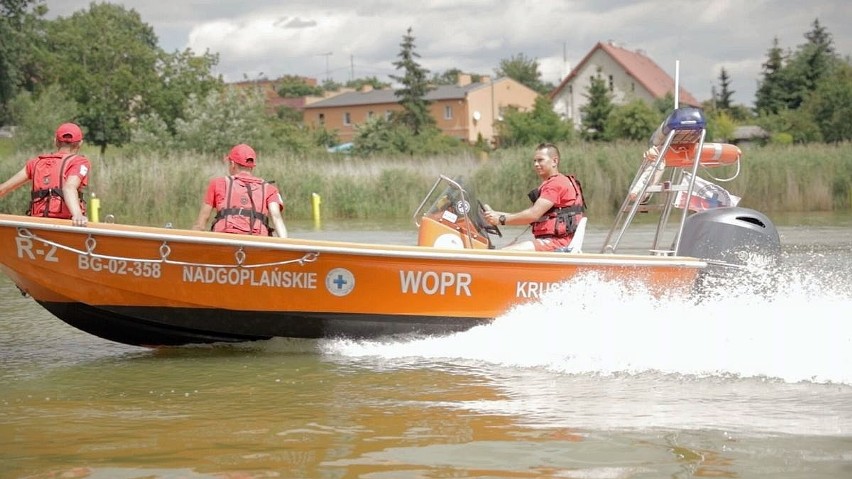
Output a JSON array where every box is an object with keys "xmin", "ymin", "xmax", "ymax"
[{"xmin": 1, "ymin": 220, "xmax": 851, "ymax": 478}]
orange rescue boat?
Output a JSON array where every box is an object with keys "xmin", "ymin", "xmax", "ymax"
[{"xmin": 0, "ymin": 108, "xmax": 780, "ymax": 347}]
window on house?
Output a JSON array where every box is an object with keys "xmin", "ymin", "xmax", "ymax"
[
  {"xmin": 444, "ymin": 105, "xmax": 453, "ymax": 120},
  {"xmin": 631, "ymin": 82, "xmax": 635, "ymax": 92},
  {"xmin": 343, "ymin": 112, "xmax": 351, "ymax": 126},
  {"xmin": 568, "ymin": 86, "xmax": 572, "ymax": 94},
  {"xmin": 367, "ymin": 111, "xmax": 374, "ymax": 118},
  {"xmin": 318, "ymin": 113, "xmax": 325, "ymax": 125},
  {"xmin": 608, "ymin": 75, "xmax": 614, "ymax": 91},
  {"xmin": 384, "ymin": 110, "xmax": 392, "ymax": 120}
]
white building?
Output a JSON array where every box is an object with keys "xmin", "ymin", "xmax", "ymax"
[{"xmin": 550, "ymin": 41, "xmax": 701, "ymax": 129}]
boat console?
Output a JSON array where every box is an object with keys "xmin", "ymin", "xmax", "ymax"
[{"xmin": 413, "ymin": 176, "xmax": 499, "ymax": 249}]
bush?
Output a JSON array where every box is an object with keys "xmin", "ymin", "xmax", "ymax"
[
  {"xmin": 605, "ymin": 100, "xmax": 660, "ymax": 141},
  {"xmin": 496, "ymin": 96, "xmax": 574, "ymax": 147},
  {"xmin": 352, "ymin": 117, "xmax": 468, "ymax": 157},
  {"xmin": 770, "ymin": 132, "xmax": 794, "ymax": 145}
]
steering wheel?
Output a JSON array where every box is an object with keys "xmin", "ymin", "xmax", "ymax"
[{"xmin": 478, "ymin": 201, "xmax": 502, "ymax": 238}]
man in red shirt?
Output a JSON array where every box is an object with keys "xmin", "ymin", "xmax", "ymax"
[
  {"xmin": 0, "ymin": 122, "xmax": 91, "ymax": 227},
  {"xmin": 483, "ymin": 142, "xmax": 585, "ymax": 251},
  {"xmin": 192, "ymin": 143, "xmax": 287, "ymax": 237}
]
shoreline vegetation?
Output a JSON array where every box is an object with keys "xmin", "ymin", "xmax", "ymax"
[{"xmin": 1, "ymin": 141, "xmax": 850, "ymax": 229}]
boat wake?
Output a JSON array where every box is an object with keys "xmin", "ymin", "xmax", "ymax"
[{"xmin": 319, "ymin": 258, "xmax": 852, "ymax": 385}]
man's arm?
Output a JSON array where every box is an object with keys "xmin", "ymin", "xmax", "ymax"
[
  {"xmin": 0, "ymin": 168, "xmax": 30, "ymax": 199},
  {"xmin": 192, "ymin": 204, "xmax": 214, "ymax": 231},
  {"xmin": 62, "ymin": 175, "xmax": 88, "ymax": 227},
  {"xmin": 268, "ymin": 202, "xmax": 287, "ymax": 238},
  {"xmin": 483, "ymin": 198, "xmax": 554, "ymax": 226}
]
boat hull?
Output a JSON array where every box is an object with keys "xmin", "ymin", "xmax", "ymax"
[
  {"xmin": 37, "ymin": 301, "xmax": 482, "ymax": 346},
  {"xmin": 0, "ymin": 215, "xmax": 704, "ymax": 347}
]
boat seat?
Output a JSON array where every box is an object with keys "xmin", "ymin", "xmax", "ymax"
[{"xmin": 555, "ymin": 216, "xmax": 587, "ymax": 253}]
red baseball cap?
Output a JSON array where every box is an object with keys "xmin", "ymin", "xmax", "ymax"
[
  {"xmin": 228, "ymin": 143, "xmax": 256, "ymax": 168},
  {"xmin": 55, "ymin": 123, "xmax": 83, "ymax": 143}
]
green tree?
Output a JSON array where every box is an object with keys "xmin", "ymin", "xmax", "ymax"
[
  {"xmin": 605, "ymin": 100, "xmax": 660, "ymax": 141},
  {"xmin": 429, "ymin": 69, "xmax": 483, "ymax": 86},
  {"xmin": 800, "ymin": 18, "xmax": 836, "ymax": 88},
  {"xmin": 172, "ymin": 86, "xmax": 274, "ymax": 154},
  {"xmin": 352, "ymin": 115, "xmax": 464, "ymax": 157},
  {"xmin": 127, "ymin": 110, "xmax": 173, "ymax": 156},
  {"xmin": 784, "ymin": 18, "xmax": 838, "ymax": 110},
  {"xmin": 753, "ymin": 19, "xmax": 843, "ymax": 143},
  {"xmin": 707, "ymin": 110, "xmax": 736, "ymax": 142},
  {"xmin": 580, "ymin": 70, "xmax": 613, "ymax": 141},
  {"xmin": 653, "ymin": 92, "xmax": 676, "ymax": 114},
  {"xmin": 756, "ymin": 107, "xmax": 822, "ymax": 143},
  {"xmin": 431, "ymin": 68, "xmax": 463, "ymax": 85},
  {"xmin": 320, "ymin": 78, "xmax": 343, "ymax": 92},
  {"xmin": 802, "ymin": 60, "xmax": 852, "ymax": 143},
  {"xmin": 728, "ymin": 105, "xmax": 755, "ymax": 122},
  {"xmin": 7, "ymin": 83, "xmax": 78, "ymax": 150},
  {"xmin": 352, "ymin": 116, "xmax": 412, "ymax": 156},
  {"xmin": 715, "ymin": 67, "xmax": 734, "ymax": 111},
  {"xmin": 755, "ymin": 37, "xmax": 789, "ymax": 115},
  {"xmin": 345, "ymin": 76, "xmax": 391, "ymax": 91},
  {"xmin": 390, "ymin": 27, "xmax": 435, "ymax": 135},
  {"xmin": 44, "ymin": 3, "xmax": 161, "ymax": 154},
  {"xmin": 150, "ymin": 48, "xmax": 222, "ymax": 133},
  {"xmin": 0, "ymin": 0, "xmax": 47, "ymax": 124},
  {"xmin": 276, "ymin": 105, "xmax": 303, "ymax": 123},
  {"xmin": 277, "ymin": 75, "xmax": 323, "ymax": 97},
  {"xmin": 494, "ymin": 53, "xmax": 551, "ymax": 94},
  {"xmin": 496, "ymin": 96, "xmax": 573, "ymax": 147}
]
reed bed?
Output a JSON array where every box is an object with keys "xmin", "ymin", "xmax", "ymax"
[{"xmin": 1, "ymin": 142, "xmax": 849, "ymax": 227}]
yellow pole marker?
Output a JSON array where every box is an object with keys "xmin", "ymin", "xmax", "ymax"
[
  {"xmin": 312, "ymin": 192, "xmax": 321, "ymax": 230},
  {"xmin": 90, "ymin": 193, "xmax": 100, "ymax": 223}
]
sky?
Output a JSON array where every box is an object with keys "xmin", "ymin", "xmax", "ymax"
[{"xmin": 45, "ymin": 0, "xmax": 851, "ymax": 107}]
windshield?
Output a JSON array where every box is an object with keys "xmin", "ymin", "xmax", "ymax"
[{"xmin": 417, "ymin": 176, "xmax": 492, "ymax": 240}]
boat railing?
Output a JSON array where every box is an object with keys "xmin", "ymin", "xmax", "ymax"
[
  {"xmin": 602, "ymin": 125, "xmax": 709, "ymax": 256},
  {"xmin": 14, "ymin": 226, "xmax": 321, "ymax": 269}
]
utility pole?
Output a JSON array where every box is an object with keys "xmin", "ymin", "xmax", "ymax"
[{"xmin": 317, "ymin": 52, "xmax": 332, "ymax": 82}]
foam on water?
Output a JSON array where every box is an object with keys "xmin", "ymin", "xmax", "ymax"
[{"xmin": 322, "ymin": 259, "xmax": 852, "ymax": 385}]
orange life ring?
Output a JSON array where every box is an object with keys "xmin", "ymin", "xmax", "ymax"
[{"xmin": 663, "ymin": 143, "xmax": 741, "ymax": 168}]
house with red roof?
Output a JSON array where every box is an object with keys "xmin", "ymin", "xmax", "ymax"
[{"xmin": 550, "ymin": 41, "xmax": 701, "ymax": 129}]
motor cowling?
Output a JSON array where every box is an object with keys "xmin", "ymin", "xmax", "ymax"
[
  {"xmin": 676, "ymin": 207, "xmax": 781, "ymax": 265},
  {"xmin": 677, "ymin": 207, "xmax": 781, "ymax": 297}
]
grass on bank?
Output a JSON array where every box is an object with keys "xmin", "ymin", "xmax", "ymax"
[{"xmin": 1, "ymin": 139, "xmax": 850, "ymax": 228}]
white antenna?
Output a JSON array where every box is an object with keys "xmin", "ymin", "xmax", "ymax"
[{"xmin": 674, "ymin": 60, "xmax": 680, "ymax": 109}]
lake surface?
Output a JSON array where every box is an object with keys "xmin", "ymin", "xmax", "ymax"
[{"xmin": 1, "ymin": 216, "xmax": 851, "ymax": 478}]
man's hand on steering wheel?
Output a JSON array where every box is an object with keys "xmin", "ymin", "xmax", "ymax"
[{"xmin": 478, "ymin": 201, "xmax": 502, "ymax": 237}]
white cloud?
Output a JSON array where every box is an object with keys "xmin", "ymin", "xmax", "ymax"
[{"xmin": 43, "ymin": 0, "xmax": 852, "ymax": 106}]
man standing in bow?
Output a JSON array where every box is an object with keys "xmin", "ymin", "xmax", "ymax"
[{"xmin": 0, "ymin": 122, "xmax": 91, "ymax": 227}]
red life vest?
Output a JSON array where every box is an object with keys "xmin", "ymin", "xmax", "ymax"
[
  {"xmin": 29, "ymin": 154, "xmax": 86, "ymax": 219},
  {"xmin": 530, "ymin": 174, "xmax": 586, "ymax": 238},
  {"xmin": 211, "ymin": 175, "xmax": 272, "ymax": 236}
]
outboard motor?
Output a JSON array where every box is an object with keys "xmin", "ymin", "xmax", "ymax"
[{"xmin": 677, "ymin": 206, "xmax": 781, "ymax": 296}]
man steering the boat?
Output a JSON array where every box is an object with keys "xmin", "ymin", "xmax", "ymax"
[
  {"xmin": 0, "ymin": 122, "xmax": 91, "ymax": 227},
  {"xmin": 191, "ymin": 143, "xmax": 287, "ymax": 237},
  {"xmin": 483, "ymin": 142, "xmax": 585, "ymax": 251}
]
